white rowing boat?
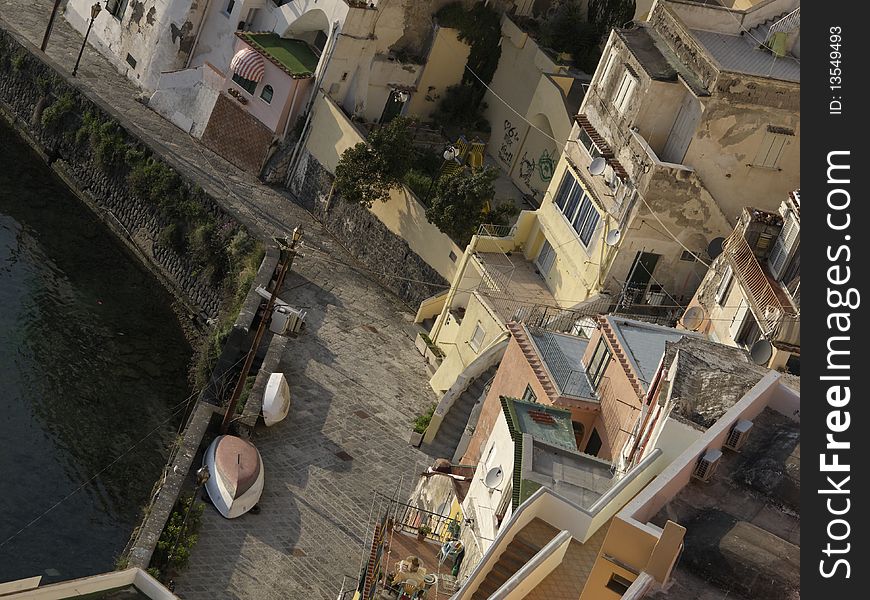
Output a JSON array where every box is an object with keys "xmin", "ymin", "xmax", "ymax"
[
  {"xmin": 203, "ymin": 435, "xmax": 264, "ymax": 518},
  {"xmin": 262, "ymin": 372, "xmax": 291, "ymax": 426}
]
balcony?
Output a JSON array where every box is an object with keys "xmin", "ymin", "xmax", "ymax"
[{"xmin": 723, "ymin": 228, "xmax": 798, "ymax": 341}]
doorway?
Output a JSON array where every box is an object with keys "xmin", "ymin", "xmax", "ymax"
[
  {"xmin": 585, "ymin": 428, "xmax": 603, "ymax": 456},
  {"xmin": 379, "ymin": 89, "xmax": 406, "ymax": 124},
  {"xmin": 624, "ymin": 251, "xmax": 660, "ymax": 305}
]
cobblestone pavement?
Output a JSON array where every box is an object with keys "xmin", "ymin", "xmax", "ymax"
[{"xmin": 0, "ymin": 4, "xmax": 438, "ymax": 599}]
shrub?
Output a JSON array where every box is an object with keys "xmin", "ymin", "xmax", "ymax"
[
  {"xmin": 151, "ymin": 494, "xmax": 204, "ymax": 572},
  {"xmin": 41, "ymin": 93, "xmax": 76, "ymax": 130},
  {"xmin": 413, "ymin": 404, "xmax": 437, "ymax": 434}
]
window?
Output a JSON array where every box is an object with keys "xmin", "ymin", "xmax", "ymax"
[
  {"xmin": 753, "ymin": 127, "xmax": 793, "ymax": 168},
  {"xmin": 551, "ymin": 171, "xmax": 601, "ymax": 248},
  {"xmin": 106, "ymin": 0, "xmax": 129, "ymax": 19},
  {"xmin": 768, "ymin": 212, "xmax": 799, "ymax": 279},
  {"xmin": 729, "ymin": 299, "xmax": 750, "ymax": 341},
  {"xmin": 715, "ymin": 265, "xmax": 733, "ymax": 305},
  {"xmin": 224, "ymin": 0, "xmax": 236, "ymax": 16},
  {"xmin": 586, "ymin": 338, "xmax": 611, "ymax": 390},
  {"xmin": 232, "ymin": 72, "xmax": 257, "ymax": 95},
  {"xmin": 598, "ymin": 51, "xmax": 617, "ymax": 87},
  {"xmin": 536, "ymin": 239, "xmax": 556, "ymax": 276},
  {"xmin": 495, "ymin": 479, "xmax": 513, "ymax": 526},
  {"xmin": 521, "ymin": 385, "xmax": 537, "ymax": 404},
  {"xmin": 469, "ymin": 322, "xmax": 486, "ymax": 352},
  {"xmin": 680, "ymin": 250, "xmax": 697, "ymax": 262},
  {"xmin": 614, "ymin": 71, "xmax": 637, "ymax": 114},
  {"xmin": 577, "ymin": 127, "xmax": 604, "ymax": 160},
  {"xmin": 125, "ymin": 53, "xmax": 137, "ymax": 69},
  {"xmin": 260, "ymin": 84, "xmax": 274, "ymax": 103},
  {"xmin": 605, "ymin": 573, "xmax": 633, "ymax": 595}
]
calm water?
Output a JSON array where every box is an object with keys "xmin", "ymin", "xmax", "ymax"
[{"xmin": 0, "ymin": 120, "xmax": 192, "ymax": 583}]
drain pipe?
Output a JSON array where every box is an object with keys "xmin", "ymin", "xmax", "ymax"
[
  {"xmin": 285, "ymin": 20, "xmax": 341, "ymax": 188},
  {"xmin": 184, "ymin": 0, "xmax": 214, "ymax": 69}
]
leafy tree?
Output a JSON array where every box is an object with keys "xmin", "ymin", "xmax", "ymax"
[
  {"xmin": 334, "ymin": 117, "xmax": 416, "ymax": 207},
  {"xmin": 425, "ymin": 167, "xmax": 516, "ymax": 245},
  {"xmin": 590, "ymin": 0, "xmax": 638, "ymax": 33}
]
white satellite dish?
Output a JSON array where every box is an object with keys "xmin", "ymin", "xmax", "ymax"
[
  {"xmin": 605, "ymin": 229, "xmax": 622, "ymax": 246},
  {"xmin": 681, "ymin": 306, "xmax": 706, "ymax": 331},
  {"xmin": 483, "ymin": 466, "xmax": 504, "ymax": 490},
  {"xmin": 588, "ymin": 157, "xmax": 607, "ymax": 176},
  {"xmin": 749, "ymin": 340, "xmax": 773, "ymax": 365}
]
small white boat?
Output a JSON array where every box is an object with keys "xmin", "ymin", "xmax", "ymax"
[
  {"xmin": 262, "ymin": 372, "xmax": 291, "ymax": 426},
  {"xmin": 203, "ymin": 435, "xmax": 264, "ymax": 519}
]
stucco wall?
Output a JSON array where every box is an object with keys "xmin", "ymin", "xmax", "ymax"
[
  {"xmin": 67, "ymin": 0, "xmax": 203, "ymax": 92},
  {"xmin": 405, "ymin": 26, "xmax": 470, "ymax": 120},
  {"xmin": 302, "ymin": 93, "xmax": 462, "ymax": 283},
  {"xmin": 148, "ymin": 62, "xmax": 222, "ymax": 138}
]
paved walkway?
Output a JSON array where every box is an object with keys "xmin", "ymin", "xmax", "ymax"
[{"xmin": 0, "ymin": 4, "xmax": 437, "ymax": 599}]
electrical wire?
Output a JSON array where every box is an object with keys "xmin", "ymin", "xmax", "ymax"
[{"xmin": 0, "ymin": 351, "xmax": 251, "ymax": 550}]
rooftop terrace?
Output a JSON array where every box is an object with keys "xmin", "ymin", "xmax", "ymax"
[
  {"xmin": 236, "ymin": 32, "xmax": 319, "ymax": 78},
  {"xmin": 648, "ymin": 407, "xmax": 800, "ymax": 599}
]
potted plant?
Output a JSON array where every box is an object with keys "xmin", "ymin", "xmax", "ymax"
[
  {"xmin": 409, "ymin": 404, "xmax": 436, "ymax": 447},
  {"xmin": 417, "ymin": 523, "xmax": 432, "ymax": 542}
]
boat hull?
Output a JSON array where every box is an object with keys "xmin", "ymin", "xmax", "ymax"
[
  {"xmin": 262, "ymin": 372, "xmax": 291, "ymax": 426},
  {"xmin": 203, "ymin": 435, "xmax": 264, "ymax": 519}
]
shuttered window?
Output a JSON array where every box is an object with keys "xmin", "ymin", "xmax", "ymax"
[
  {"xmin": 768, "ymin": 213, "xmax": 799, "ymax": 279},
  {"xmin": 614, "ymin": 72, "xmax": 637, "ymax": 114},
  {"xmin": 753, "ymin": 130, "xmax": 790, "ymax": 168},
  {"xmin": 729, "ymin": 300, "xmax": 750, "ymax": 340}
]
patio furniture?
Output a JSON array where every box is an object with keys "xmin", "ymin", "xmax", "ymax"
[{"xmin": 437, "ymin": 540, "xmax": 463, "ymax": 567}]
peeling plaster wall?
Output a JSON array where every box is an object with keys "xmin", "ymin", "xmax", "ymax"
[{"xmin": 66, "ymin": 0, "xmax": 204, "ymax": 92}]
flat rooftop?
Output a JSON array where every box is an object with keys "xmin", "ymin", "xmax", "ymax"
[
  {"xmin": 237, "ymin": 32, "xmax": 319, "ymax": 78},
  {"xmin": 617, "ymin": 26, "xmax": 709, "ymax": 95},
  {"xmin": 690, "ymin": 29, "xmax": 800, "ymax": 83},
  {"xmin": 648, "ymin": 407, "xmax": 800, "ymax": 599}
]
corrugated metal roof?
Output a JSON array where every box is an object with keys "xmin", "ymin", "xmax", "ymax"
[{"xmin": 690, "ymin": 29, "xmax": 800, "ymax": 82}]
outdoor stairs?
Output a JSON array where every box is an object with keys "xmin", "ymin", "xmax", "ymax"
[
  {"xmin": 507, "ymin": 323, "xmax": 560, "ymax": 402},
  {"xmin": 421, "ymin": 366, "xmax": 498, "ymax": 461},
  {"xmin": 746, "ymin": 10, "xmax": 796, "ymax": 49},
  {"xmin": 470, "ymin": 519, "xmax": 559, "ymax": 600}
]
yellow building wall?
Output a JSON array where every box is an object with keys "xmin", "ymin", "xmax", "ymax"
[
  {"xmin": 304, "ymin": 93, "xmax": 462, "ymax": 283},
  {"xmin": 406, "ymin": 27, "xmax": 470, "ymax": 120},
  {"xmin": 580, "ymin": 518, "xmax": 658, "ymax": 600},
  {"xmin": 428, "ymin": 292, "xmax": 507, "ymax": 393}
]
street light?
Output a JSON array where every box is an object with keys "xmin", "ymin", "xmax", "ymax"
[
  {"xmin": 425, "ymin": 146, "xmax": 458, "ymax": 202},
  {"xmin": 72, "ymin": 3, "xmax": 102, "ymax": 78}
]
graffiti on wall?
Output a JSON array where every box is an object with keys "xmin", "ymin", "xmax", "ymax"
[
  {"xmin": 538, "ymin": 148, "xmax": 555, "ymax": 182},
  {"xmin": 518, "ymin": 152, "xmax": 536, "ymax": 187},
  {"xmin": 498, "ymin": 119, "xmax": 520, "ymax": 166}
]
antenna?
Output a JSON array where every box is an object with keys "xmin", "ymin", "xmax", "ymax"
[
  {"xmin": 605, "ymin": 229, "xmax": 622, "ymax": 246},
  {"xmin": 749, "ymin": 340, "xmax": 773, "ymax": 365},
  {"xmin": 681, "ymin": 306, "xmax": 706, "ymax": 331},
  {"xmin": 483, "ymin": 466, "xmax": 504, "ymax": 490},
  {"xmin": 588, "ymin": 157, "xmax": 607, "ymax": 176},
  {"xmin": 707, "ymin": 237, "xmax": 725, "ymax": 260}
]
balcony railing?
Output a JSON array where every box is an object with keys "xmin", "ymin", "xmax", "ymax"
[
  {"xmin": 477, "ymin": 223, "xmax": 517, "ymax": 238},
  {"xmin": 481, "ymin": 294, "xmax": 612, "ymax": 335},
  {"xmin": 529, "ymin": 327, "xmax": 590, "ymax": 398},
  {"xmin": 393, "ymin": 499, "xmax": 462, "ymax": 543},
  {"xmin": 723, "ymin": 229, "xmax": 795, "ymax": 336}
]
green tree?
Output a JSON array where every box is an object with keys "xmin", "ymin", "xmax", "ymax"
[
  {"xmin": 590, "ymin": 0, "xmax": 638, "ymax": 33},
  {"xmin": 425, "ymin": 167, "xmax": 516, "ymax": 245},
  {"xmin": 334, "ymin": 117, "xmax": 416, "ymax": 207}
]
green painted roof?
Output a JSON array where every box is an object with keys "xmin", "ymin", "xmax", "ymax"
[
  {"xmin": 237, "ymin": 33, "xmax": 319, "ymax": 78},
  {"xmin": 500, "ymin": 397, "xmax": 578, "ymax": 510}
]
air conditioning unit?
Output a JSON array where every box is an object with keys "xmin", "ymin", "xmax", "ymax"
[
  {"xmin": 271, "ymin": 305, "xmax": 307, "ymax": 336},
  {"xmin": 692, "ymin": 449, "xmax": 723, "ymax": 482},
  {"xmin": 724, "ymin": 420, "xmax": 754, "ymax": 451}
]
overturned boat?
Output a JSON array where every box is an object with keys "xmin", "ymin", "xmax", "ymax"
[
  {"xmin": 203, "ymin": 435, "xmax": 264, "ymax": 518},
  {"xmin": 262, "ymin": 372, "xmax": 291, "ymax": 426}
]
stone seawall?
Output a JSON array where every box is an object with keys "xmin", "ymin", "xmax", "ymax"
[
  {"xmin": 0, "ymin": 27, "xmax": 254, "ymax": 321},
  {"xmin": 290, "ymin": 149, "xmax": 448, "ymax": 308}
]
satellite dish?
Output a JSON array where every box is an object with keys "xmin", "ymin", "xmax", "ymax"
[
  {"xmin": 707, "ymin": 237, "xmax": 725, "ymax": 260},
  {"xmin": 681, "ymin": 306, "xmax": 706, "ymax": 331},
  {"xmin": 605, "ymin": 229, "xmax": 622, "ymax": 246},
  {"xmin": 483, "ymin": 466, "xmax": 504, "ymax": 489},
  {"xmin": 749, "ymin": 339, "xmax": 773, "ymax": 365},
  {"xmin": 588, "ymin": 157, "xmax": 607, "ymax": 176}
]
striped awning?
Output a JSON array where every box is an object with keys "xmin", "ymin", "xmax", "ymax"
[{"xmin": 230, "ymin": 47, "xmax": 265, "ymax": 82}]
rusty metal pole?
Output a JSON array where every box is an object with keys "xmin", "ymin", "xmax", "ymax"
[
  {"xmin": 220, "ymin": 228, "xmax": 302, "ymax": 434},
  {"xmin": 40, "ymin": 0, "xmax": 63, "ymax": 52}
]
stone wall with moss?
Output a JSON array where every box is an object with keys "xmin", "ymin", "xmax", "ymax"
[{"xmin": 0, "ymin": 28, "xmax": 262, "ymax": 327}]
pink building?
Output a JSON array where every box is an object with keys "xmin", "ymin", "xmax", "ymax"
[{"xmin": 201, "ymin": 32, "xmax": 318, "ymax": 171}]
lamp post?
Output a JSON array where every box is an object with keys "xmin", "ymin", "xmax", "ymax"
[
  {"xmin": 425, "ymin": 145, "xmax": 458, "ymax": 203},
  {"xmin": 72, "ymin": 3, "xmax": 102, "ymax": 78},
  {"xmin": 220, "ymin": 226, "xmax": 303, "ymax": 434}
]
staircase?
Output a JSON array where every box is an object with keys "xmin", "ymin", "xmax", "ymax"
[
  {"xmin": 421, "ymin": 367, "xmax": 497, "ymax": 460},
  {"xmin": 469, "ymin": 520, "xmax": 558, "ymax": 600},
  {"xmin": 747, "ymin": 9, "xmax": 799, "ymax": 50}
]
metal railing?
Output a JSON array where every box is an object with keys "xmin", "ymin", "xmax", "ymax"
[
  {"xmin": 477, "ymin": 223, "xmax": 517, "ymax": 238},
  {"xmin": 768, "ymin": 7, "xmax": 800, "ymax": 37},
  {"xmin": 394, "ymin": 500, "xmax": 462, "ymax": 543},
  {"xmin": 529, "ymin": 327, "xmax": 591, "ymax": 398},
  {"xmin": 481, "ymin": 294, "xmax": 610, "ymax": 335}
]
